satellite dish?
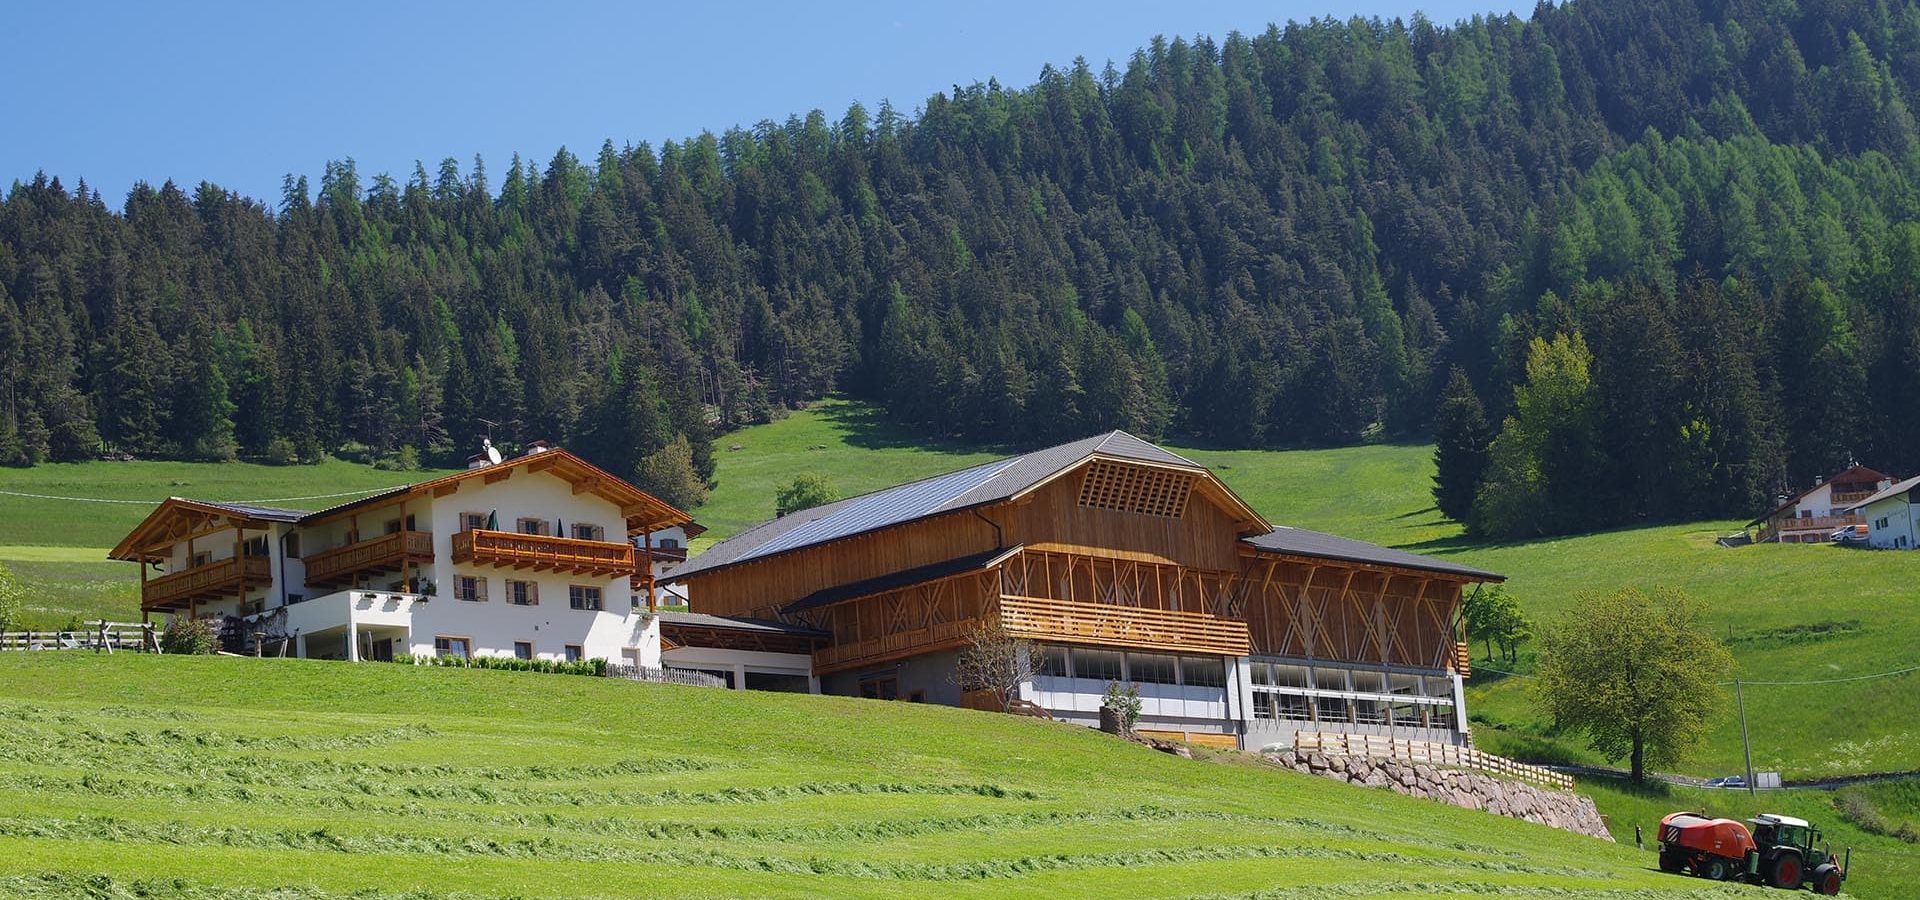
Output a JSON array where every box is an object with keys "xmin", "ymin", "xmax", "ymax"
[{"xmin": 482, "ymin": 437, "xmax": 503, "ymax": 466}]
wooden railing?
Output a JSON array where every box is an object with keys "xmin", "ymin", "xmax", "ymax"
[
  {"xmin": 643, "ymin": 545, "xmax": 689, "ymax": 563},
  {"xmin": 142, "ymin": 556, "xmax": 271, "ymax": 609},
  {"xmin": 0, "ymin": 620, "xmax": 158, "ymax": 652},
  {"xmin": 814, "ymin": 618, "xmax": 978, "ymax": 672},
  {"xmin": 1295, "ymin": 731, "xmax": 1574, "ymax": 790},
  {"xmin": 998, "ymin": 595, "xmax": 1250, "ymax": 656},
  {"xmin": 1830, "ymin": 490, "xmax": 1874, "ymax": 504},
  {"xmin": 451, "ymin": 529, "xmax": 635, "ymax": 576},
  {"xmin": 304, "ymin": 530, "xmax": 433, "ymax": 586},
  {"xmin": 1770, "ymin": 514, "xmax": 1862, "ymax": 532}
]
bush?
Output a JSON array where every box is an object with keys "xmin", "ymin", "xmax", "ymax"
[
  {"xmin": 1102, "ymin": 681, "xmax": 1142, "ymax": 734},
  {"xmin": 373, "ymin": 445, "xmax": 421, "ymax": 471},
  {"xmin": 775, "ymin": 473, "xmax": 838, "ymax": 516},
  {"xmin": 263, "ymin": 437, "xmax": 299, "ymax": 466},
  {"xmin": 398, "ymin": 652, "xmax": 607, "ymax": 677},
  {"xmin": 160, "ymin": 617, "xmax": 219, "ymax": 655}
]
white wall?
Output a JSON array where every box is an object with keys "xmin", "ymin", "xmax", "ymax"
[
  {"xmin": 1863, "ymin": 496, "xmax": 1917, "ymax": 549},
  {"xmin": 416, "ymin": 466, "xmax": 659, "ymax": 664}
]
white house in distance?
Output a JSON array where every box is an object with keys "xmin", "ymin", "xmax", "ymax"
[
  {"xmin": 1845, "ymin": 474, "xmax": 1920, "ymax": 549},
  {"xmin": 108, "ymin": 444, "xmax": 697, "ymax": 666},
  {"xmin": 1747, "ymin": 464, "xmax": 1888, "ymax": 543}
]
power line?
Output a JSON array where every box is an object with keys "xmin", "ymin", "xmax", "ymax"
[
  {"xmin": 0, "ymin": 486, "xmax": 401, "ymax": 506},
  {"xmin": 1470, "ymin": 662, "xmax": 1920, "ymax": 686}
]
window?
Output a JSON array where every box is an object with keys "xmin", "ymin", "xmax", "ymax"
[
  {"xmin": 1179, "ymin": 657, "xmax": 1226, "ymax": 688},
  {"xmin": 513, "ymin": 641, "xmax": 533, "ymax": 660},
  {"xmin": 1252, "ymin": 692, "xmax": 1277, "ymax": 720},
  {"xmin": 460, "ymin": 512, "xmax": 488, "ymax": 532},
  {"xmin": 284, "ymin": 533, "xmax": 301, "ymax": 558},
  {"xmin": 1389, "ymin": 672, "xmax": 1423, "ymax": 696},
  {"xmin": 384, "ymin": 518, "xmax": 402, "ymax": 535},
  {"xmin": 568, "ymin": 585, "xmax": 603, "ymax": 611},
  {"xmin": 1071, "ymin": 648, "xmax": 1123, "ymax": 682},
  {"xmin": 1271, "ymin": 664, "xmax": 1310, "ymax": 689},
  {"xmin": 1311, "ymin": 667, "xmax": 1349, "ymax": 692},
  {"xmin": 455, "ymin": 576, "xmax": 486, "ymax": 602},
  {"xmin": 658, "ymin": 537, "xmax": 680, "ymax": 549},
  {"xmin": 563, "ymin": 644, "xmax": 583, "ymax": 663},
  {"xmin": 433, "ymin": 636, "xmax": 471, "ymax": 659},
  {"xmin": 516, "ymin": 517, "xmax": 550, "ymax": 536},
  {"xmin": 1350, "ymin": 670, "xmax": 1387, "ymax": 694},
  {"xmin": 285, "ymin": 593, "xmax": 304, "ymax": 605},
  {"xmin": 859, "ymin": 676, "xmax": 899, "ymax": 700},
  {"xmin": 571, "ymin": 523, "xmax": 606, "ymax": 542},
  {"xmin": 1128, "ymin": 653, "xmax": 1178, "ymax": 684},
  {"xmin": 1037, "ymin": 645, "xmax": 1069, "ymax": 678},
  {"xmin": 505, "ymin": 580, "xmax": 538, "ymax": 606},
  {"xmin": 1352, "ymin": 699, "xmax": 1385, "ymax": 725},
  {"xmin": 1276, "ymin": 694, "xmax": 1312, "ymax": 721},
  {"xmin": 1315, "ymin": 696, "xmax": 1350, "ymax": 723},
  {"xmin": 191, "ymin": 551, "xmax": 212, "ymax": 568},
  {"xmin": 905, "ymin": 690, "xmax": 926, "ymax": 703},
  {"xmin": 244, "ymin": 535, "xmax": 269, "ymax": 557}
]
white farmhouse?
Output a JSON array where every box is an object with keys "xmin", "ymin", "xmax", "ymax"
[
  {"xmin": 1845, "ymin": 474, "xmax": 1920, "ymax": 549},
  {"xmin": 109, "ymin": 445, "xmax": 696, "ymax": 665}
]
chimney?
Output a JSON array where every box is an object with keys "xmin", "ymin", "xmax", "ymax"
[{"xmin": 523, "ymin": 440, "xmax": 551, "ymax": 456}]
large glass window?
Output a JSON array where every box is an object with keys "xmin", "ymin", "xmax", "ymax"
[
  {"xmin": 1351, "ymin": 670, "xmax": 1387, "ymax": 694},
  {"xmin": 1252, "ymin": 692, "xmax": 1277, "ymax": 720},
  {"xmin": 1250, "ymin": 662, "xmax": 1273, "ymax": 686},
  {"xmin": 1271, "ymin": 664, "xmax": 1310, "ymax": 689},
  {"xmin": 1276, "ymin": 694, "xmax": 1312, "ymax": 721},
  {"xmin": 1179, "ymin": 657, "xmax": 1226, "ymax": 688},
  {"xmin": 1037, "ymin": 645, "xmax": 1069, "ymax": 677},
  {"xmin": 1311, "ymin": 667, "xmax": 1349, "ymax": 692},
  {"xmin": 1129, "ymin": 653, "xmax": 1178, "ymax": 684},
  {"xmin": 1389, "ymin": 672, "xmax": 1423, "ymax": 696},
  {"xmin": 1352, "ymin": 699, "xmax": 1385, "ymax": 725},
  {"xmin": 1072, "ymin": 648, "xmax": 1123, "ymax": 682},
  {"xmin": 1315, "ymin": 696, "xmax": 1350, "ymax": 723}
]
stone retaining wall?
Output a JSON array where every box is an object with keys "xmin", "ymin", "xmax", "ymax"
[{"xmin": 1262, "ymin": 749, "xmax": 1613, "ymax": 841}]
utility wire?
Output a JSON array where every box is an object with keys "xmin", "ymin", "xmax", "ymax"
[
  {"xmin": 0, "ymin": 486, "xmax": 401, "ymax": 506},
  {"xmin": 1471, "ymin": 662, "xmax": 1920, "ymax": 686}
]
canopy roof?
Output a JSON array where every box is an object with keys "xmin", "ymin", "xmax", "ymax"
[{"xmin": 1242, "ymin": 526, "xmax": 1503, "ymax": 582}]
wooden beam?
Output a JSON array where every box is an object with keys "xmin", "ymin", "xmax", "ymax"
[
  {"xmin": 433, "ymin": 483, "xmax": 459, "ymax": 497},
  {"xmin": 484, "ymin": 469, "xmax": 513, "ymax": 485},
  {"xmin": 572, "ymin": 478, "xmax": 603, "ymax": 496},
  {"xmin": 526, "ymin": 455, "xmax": 561, "ymax": 474}
]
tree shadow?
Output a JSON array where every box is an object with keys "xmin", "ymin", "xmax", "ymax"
[{"xmin": 817, "ymin": 401, "xmax": 1014, "ymax": 455}]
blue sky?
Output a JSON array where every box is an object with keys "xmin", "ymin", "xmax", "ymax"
[{"xmin": 4, "ymin": 1, "xmax": 1521, "ymax": 205}]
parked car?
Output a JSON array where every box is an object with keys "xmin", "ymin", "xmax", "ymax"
[
  {"xmin": 1830, "ymin": 524, "xmax": 1869, "ymax": 545},
  {"xmin": 1705, "ymin": 775, "xmax": 1748, "ymax": 789}
]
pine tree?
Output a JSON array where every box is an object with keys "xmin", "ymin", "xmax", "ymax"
[{"xmin": 1431, "ymin": 367, "xmax": 1490, "ymax": 523}]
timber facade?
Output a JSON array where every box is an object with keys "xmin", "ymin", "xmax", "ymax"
[{"xmin": 667, "ymin": 431, "xmax": 1501, "ymax": 750}]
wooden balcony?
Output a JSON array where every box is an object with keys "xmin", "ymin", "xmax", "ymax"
[
  {"xmin": 451, "ymin": 529, "xmax": 635, "ymax": 577},
  {"xmin": 142, "ymin": 555, "xmax": 272, "ymax": 611},
  {"xmin": 643, "ymin": 545, "xmax": 689, "ymax": 563},
  {"xmin": 303, "ymin": 530, "xmax": 434, "ymax": 587},
  {"xmin": 998, "ymin": 595, "xmax": 1250, "ymax": 656},
  {"xmin": 1830, "ymin": 490, "xmax": 1874, "ymax": 505},
  {"xmin": 1762, "ymin": 514, "xmax": 1863, "ymax": 541}
]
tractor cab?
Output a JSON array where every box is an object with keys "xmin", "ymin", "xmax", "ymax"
[{"xmin": 1745, "ymin": 814, "xmax": 1846, "ymax": 894}]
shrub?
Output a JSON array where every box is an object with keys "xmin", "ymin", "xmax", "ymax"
[
  {"xmin": 160, "ymin": 617, "xmax": 219, "ymax": 655},
  {"xmin": 263, "ymin": 437, "xmax": 299, "ymax": 466},
  {"xmin": 1102, "ymin": 681, "xmax": 1142, "ymax": 734}
]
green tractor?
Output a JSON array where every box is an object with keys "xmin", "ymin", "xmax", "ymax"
[{"xmin": 1743, "ymin": 813, "xmax": 1848, "ymax": 894}]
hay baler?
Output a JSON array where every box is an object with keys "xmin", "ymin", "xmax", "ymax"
[{"xmin": 1658, "ymin": 811, "xmax": 1848, "ymax": 893}]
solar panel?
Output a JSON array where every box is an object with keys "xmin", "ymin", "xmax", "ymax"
[{"xmin": 747, "ymin": 458, "xmax": 1022, "ymax": 560}]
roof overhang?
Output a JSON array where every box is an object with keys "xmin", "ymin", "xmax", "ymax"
[
  {"xmin": 109, "ymin": 498, "xmax": 281, "ymax": 562},
  {"xmin": 781, "ymin": 546, "xmax": 1022, "ymax": 615}
]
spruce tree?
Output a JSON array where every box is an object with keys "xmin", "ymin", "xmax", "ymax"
[{"xmin": 1431, "ymin": 367, "xmax": 1490, "ymax": 523}]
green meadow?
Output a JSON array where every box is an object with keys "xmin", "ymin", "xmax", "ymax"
[
  {"xmin": 0, "ymin": 653, "xmax": 1743, "ymax": 899},
  {"xmin": 6, "ymin": 401, "xmax": 1917, "ymax": 781}
]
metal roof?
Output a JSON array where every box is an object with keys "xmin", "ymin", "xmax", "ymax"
[
  {"xmin": 783, "ymin": 546, "xmax": 1020, "ymax": 614},
  {"xmin": 655, "ymin": 611, "xmax": 830, "ymax": 638},
  {"xmin": 669, "ymin": 431, "xmax": 1207, "ymax": 581},
  {"xmin": 1843, "ymin": 473, "xmax": 1920, "ymax": 512},
  {"xmin": 193, "ymin": 499, "xmax": 311, "ymax": 523},
  {"xmin": 1242, "ymin": 526, "xmax": 1503, "ymax": 581}
]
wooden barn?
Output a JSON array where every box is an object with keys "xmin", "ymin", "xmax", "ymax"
[{"xmin": 665, "ymin": 432, "xmax": 1501, "ymax": 749}]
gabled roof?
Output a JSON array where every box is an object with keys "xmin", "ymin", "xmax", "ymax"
[
  {"xmin": 109, "ymin": 497, "xmax": 308, "ymax": 561},
  {"xmin": 1749, "ymin": 464, "xmax": 1893, "ymax": 525},
  {"xmin": 669, "ymin": 431, "xmax": 1266, "ymax": 581},
  {"xmin": 1242, "ymin": 527, "xmax": 1503, "ymax": 582},
  {"xmin": 1844, "ymin": 473, "xmax": 1920, "ymax": 513},
  {"xmin": 110, "ymin": 447, "xmax": 695, "ymax": 561}
]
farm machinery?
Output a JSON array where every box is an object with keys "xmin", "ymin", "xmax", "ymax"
[{"xmin": 1658, "ymin": 811, "xmax": 1848, "ymax": 893}]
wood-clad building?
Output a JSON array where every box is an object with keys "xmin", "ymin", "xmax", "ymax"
[{"xmin": 667, "ymin": 432, "xmax": 1501, "ymax": 749}]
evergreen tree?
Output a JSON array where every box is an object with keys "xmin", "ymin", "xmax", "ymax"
[{"xmin": 1431, "ymin": 367, "xmax": 1490, "ymax": 523}]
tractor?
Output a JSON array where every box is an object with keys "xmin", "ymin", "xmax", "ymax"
[{"xmin": 1659, "ymin": 811, "xmax": 1849, "ymax": 893}]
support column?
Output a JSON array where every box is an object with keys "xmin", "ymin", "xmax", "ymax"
[
  {"xmin": 643, "ymin": 532, "xmax": 657, "ymax": 613},
  {"xmin": 807, "ymin": 674, "xmax": 821, "ymax": 695},
  {"xmin": 731, "ymin": 663, "xmax": 747, "ymax": 690},
  {"xmin": 295, "ymin": 631, "xmax": 307, "ymax": 658}
]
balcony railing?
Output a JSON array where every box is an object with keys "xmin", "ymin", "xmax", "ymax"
[
  {"xmin": 997, "ymin": 595, "xmax": 1250, "ymax": 656},
  {"xmin": 642, "ymin": 545, "xmax": 689, "ymax": 563},
  {"xmin": 1764, "ymin": 514, "xmax": 1863, "ymax": 539},
  {"xmin": 303, "ymin": 530, "xmax": 434, "ymax": 587},
  {"xmin": 1830, "ymin": 490, "xmax": 1874, "ymax": 505},
  {"xmin": 142, "ymin": 555, "xmax": 272, "ymax": 610},
  {"xmin": 451, "ymin": 529, "xmax": 635, "ymax": 577}
]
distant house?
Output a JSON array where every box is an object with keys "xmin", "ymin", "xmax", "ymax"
[
  {"xmin": 1845, "ymin": 475, "xmax": 1920, "ymax": 549},
  {"xmin": 1747, "ymin": 465, "xmax": 1889, "ymax": 543},
  {"xmin": 110, "ymin": 444, "xmax": 698, "ymax": 665}
]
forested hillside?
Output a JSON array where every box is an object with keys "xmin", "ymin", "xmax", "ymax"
[{"xmin": 7, "ymin": 0, "xmax": 1920, "ymax": 529}]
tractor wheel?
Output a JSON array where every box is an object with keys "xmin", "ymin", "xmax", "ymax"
[
  {"xmin": 1703, "ymin": 857, "xmax": 1730, "ymax": 881},
  {"xmin": 1768, "ymin": 853, "xmax": 1803, "ymax": 890},
  {"xmin": 1813, "ymin": 865, "xmax": 1842, "ymax": 895}
]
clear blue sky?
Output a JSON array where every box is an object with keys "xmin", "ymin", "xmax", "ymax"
[{"xmin": 5, "ymin": 0, "xmax": 1520, "ymax": 205}]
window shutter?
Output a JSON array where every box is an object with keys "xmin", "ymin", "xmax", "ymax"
[
  {"xmin": 529, "ymin": 582, "xmax": 539, "ymax": 605},
  {"xmin": 476, "ymin": 577, "xmax": 488, "ymax": 601}
]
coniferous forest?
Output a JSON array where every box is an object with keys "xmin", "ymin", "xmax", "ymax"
[{"xmin": 7, "ymin": 0, "xmax": 1920, "ymax": 533}]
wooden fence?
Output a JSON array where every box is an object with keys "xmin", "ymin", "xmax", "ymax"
[
  {"xmin": 0, "ymin": 621, "xmax": 160, "ymax": 653},
  {"xmin": 1294, "ymin": 730, "xmax": 1574, "ymax": 790}
]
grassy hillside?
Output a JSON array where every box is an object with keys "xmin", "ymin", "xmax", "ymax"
[
  {"xmin": 699, "ymin": 402, "xmax": 1920, "ymax": 782},
  {"xmin": 0, "ymin": 459, "xmax": 455, "ymax": 629},
  {"xmin": 0, "ymin": 653, "xmax": 1737, "ymax": 899},
  {"xmin": 7, "ymin": 400, "xmax": 1917, "ymax": 781}
]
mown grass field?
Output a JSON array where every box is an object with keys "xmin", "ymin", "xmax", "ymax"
[
  {"xmin": 0, "ymin": 653, "xmax": 1740, "ymax": 899},
  {"xmin": 0, "ymin": 459, "xmax": 455, "ymax": 629}
]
